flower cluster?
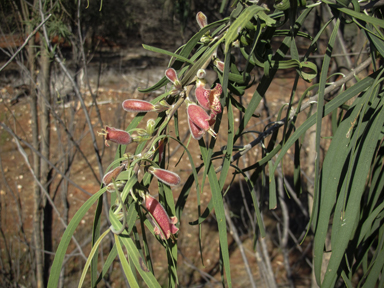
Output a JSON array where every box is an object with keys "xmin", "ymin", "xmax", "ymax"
[
  {"xmin": 186, "ymin": 68, "xmax": 223, "ymax": 140},
  {"xmin": 97, "ymin": 11, "xmax": 225, "ymax": 242}
]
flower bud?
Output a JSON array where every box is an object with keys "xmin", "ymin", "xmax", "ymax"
[
  {"xmin": 165, "ymin": 68, "xmax": 178, "ymax": 84},
  {"xmin": 187, "ymin": 104, "xmax": 217, "ymax": 138},
  {"xmin": 196, "ymin": 12, "xmax": 208, "ymax": 29},
  {"xmin": 98, "ymin": 126, "xmax": 132, "ymax": 147},
  {"xmin": 148, "ymin": 167, "xmax": 181, "ymax": 186},
  {"xmin": 232, "ymin": 39, "xmax": 240, "ymax": 48},
  {"xmin": 200, "ymin": 35, "xmax": 212, "ymax": 44},
  {"xmin": 143, "ymin": 194, "xmax": 179, "ymax": 240},
  {"xmin": 165, "ymin": 68, "xmax": 182, "ymax": 94},
  {"xmin": 106, "ymin": 181, "xmax": 126, "ymax": 193},
  {"xmin": 122, "ymin": 99, "xmax": 156, "ymax": 113},
  {"xmin": 213, "ymin": 58, "xmax": 225, "ymax": 72},
  {"xmin": 196, "ymin": 69, "xmax": 206, "ymax": 79},
  {"xmin": 146, "ymin": 119, "xmax": 156, "ymax": 135},
  {"xmin": 102, "ymin": 163, "xmax": 126, "ymax": 186}
]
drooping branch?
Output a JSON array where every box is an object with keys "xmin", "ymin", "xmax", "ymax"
[{"xmin": 216, "ymin": 56, "xmax": 373, "ymax": 172}]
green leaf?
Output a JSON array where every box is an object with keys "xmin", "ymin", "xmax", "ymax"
[
  {"xmin": 204, "ymin": 161, "xmax": 232, "ymax": 288},
  {"xmin": 78, "ymin": 228, "xmax": 111, "ymax": 288},
  {"xmin": 142, "ymin": 44, "xmax": 194, "ymax": 64},
  {"xmin": 139, "ymin": 18, "xmax": 228, "ymax": 93},
  {"xmin": 48, "ymin": 187, "xmax": 107, "ymax": 288},
  {"xmin": 231, "ymin": 165, "xmax": 266, "ymax": 237},
  {"xmin": 94, "ymin": 244, "xmax": 118, "ymax": 286},
  {"xmin": 337, "ymin": 6, "xmax": 384, "ymax": 28},
  {"xmin": 110, "ymin": 214, "xmax": 162, "ymax": 287},
  {"xmin": 268, "ymin": 160, "xmax": 277, "ymax": 210},
  {"xmin": 115, "ymin": 234, "xmax": 140, "ymax": 288},
  {"xmin": 218, "ymin": 50, "xmax": 234, "ymax": 192},
  {"xmin": 225, "ymin": 5, "xmax": 274, "ymax": 53},
  {"xmin": 322, "ymin": 101, "xmax": 384, "ymax": 287}
]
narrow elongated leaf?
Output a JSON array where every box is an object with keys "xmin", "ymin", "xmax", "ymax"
[
  {"xmin": 143, "ymin": 44, "xmax": 194, "ymax": 64},
  {"xmin": 94, "ymin": 244, "xmax": 118, "ymax": 286},
  {"xmin": 139, "ymin": 18, "xmax": 228, "ymax": 93},
  {"xmin": 48, "ymin": 187, "xmax": 107, "ymax": 288},
  {"xmin": 312, "ymin": 18, "xmax": 341, "ymax": 284},
  {"xmin": 115, "ymin": 234, "xmax": 140, "ymax": 288},
  {"xmin": 268, "ymin": 160, "xmax": 277, "ymax": 209},
  {"xmin": 78, "ymin": 228, "xmax": 111, "ymax": 288},
  {"xmin": 225, "ymin": 5, "xmax": 275, "ymax": 52},
  {"xmin": 218, "ymin": 50, "xmax": 234, "ymax": 190},
  {"xmin": 325, "ymin": 106, "xmax": 384, "ymax": 286},
  {"xmin": 110, "ymin": 214, "xmax": 162, "ymax": 287},
  {"xmin": 337, "ymin": 6, "xmax": 384, "ymax": 28},
  {"xmin": 362, "ymin": 244, "xmax": 384, "ymax": 287}
]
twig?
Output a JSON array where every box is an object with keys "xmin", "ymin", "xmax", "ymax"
[
  {"xmin": 48, "ymin": 103, "xmax": 101, "ymax": 184},
  {"xmin": 0, "ymin": 14, "xmax": 52, "ymax": 72},
  {"xmin": 258, "ymin": 232, "xmax": 277, "ymax": 288},
  {"xmin": 0, "ymin": 151, "xmax": 26, "ymax": 238},
  {"xmin": 77, "ymin": 0, "xmax": 104, "ymax": 129},
  {"xmin": 3, "ymin": 123, "xmax": 87, "ymax": 261},
  {"xmin": 276, "ymin": 166, "xmax": 308, "ymax": 218},
  {"xmin": 288, "ymin": 57, "xmax": 372, "ymax": 119},
  {"xmin": 37, "ymin": 2, "xmax": 104, "ymax": 181},
  {"xmin": 224, "ymin": 202, "xmax": 257, "ymax": 288},
  {"xmin": 178, "ymin": 249, "xmax": 218, "ymax": 287},
  {"xmin": 0, "ymin": 123, "xmax": 92, "ymax": 196}
]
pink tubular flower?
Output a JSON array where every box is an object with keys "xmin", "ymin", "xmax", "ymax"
[
  {"xmin": 187, "ymin": 104, "xmax": 217, "ymax": 138},
  {"xmin": 143, "ymin": 194, "xmax": 179, "ymax": 240},
  {"xmin": 98, "ymin": 126, "xmax": 132, "ymax": 147},
  {"xmin": 188, "ymin": 118, "xmax": 204, "ymax": 140},
  {"xmin": 122, "ymin": 99, "xmax": 156, "ymax": 113},
  {"xmin": 195, "ymin": 81, "xmax": 223, "ymax": 116},
  {"xmin": 102, "ymin": 163, "xmax": 126, "ymax": 185},
  {"xmin": 148, "ymin": 167, "xmax": 181, "ymax": 186},
  {"xmin": 196, "ymin": 12, "xmax": 208, "ymax": 29}
]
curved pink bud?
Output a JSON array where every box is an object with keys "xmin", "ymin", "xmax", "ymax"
[
  {"xmin": 102, "ymin": 163, "xmax": 126, "ymax": 185},
  {"xmin": 165, "ymin": 68, "xmax": 178, "ymax": 84},
  {"xmin": 196, "ymin": 12, "xmax": 208, "ymax": 29},
  {"xmin": 165, "ymin": 68, "xmax": 182, "ymax": 93},
  {"xmin": 144, "ymin": 194, "xmax": 179, "ymax": 240},
  {"xmin": 149, "ymin": 167, "xmax": 181, "ymax": 186},
  {"xmin": 99, "ymin": 126, "xmax": 132, "ymax": 147},
  {"xmin": 188, "ymin": 118, "xmax": 204, "ymax": 140},
  {"xmin": 122, "ymin": 99, "xmax": 156, "ymax": 113},
  {"xmin": 187, "ymin": 104, "xmax": 216, "ymax": 138}
]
